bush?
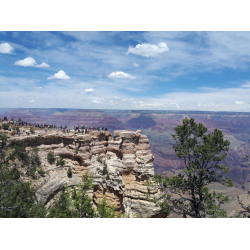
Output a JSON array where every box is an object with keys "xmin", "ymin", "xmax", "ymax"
[
  {"xmin": 30, "ymin": 127, "xmax": 35, "ymax": 134},
  {"xmin": 47, "ymin": 151, "xmax": 56, "ymax": 164},
  {"xmin": 0, "ymin": 134, "xmax": 7, "ymax": 141},
  {"xmin": 38, "ymin": 168, "xmax": 46, "ymax": 177},
  {"xmin": 56, "ymin": 155, "xmax": 65, "ymax": 166},
  {"xmin": 67, "ymin": 167, "xmax": 72, "ymax": 178},
  {"xmin": 2, "ymin": 124, "xmax": 9, "ymax": 130}
]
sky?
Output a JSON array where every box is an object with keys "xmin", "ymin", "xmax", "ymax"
[{"xmin": 1, "ymin": 31, "xmax": 250, "ymax": 111}]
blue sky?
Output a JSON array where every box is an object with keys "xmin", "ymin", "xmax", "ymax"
[{"xmin": 1, "ymin": 31, "xmax": 250, "ymax": 111}]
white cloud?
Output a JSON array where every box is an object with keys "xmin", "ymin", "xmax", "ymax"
[
  {"xmin": 241, "ymin": 82, "xmax": 250, "ymax": 88},
  {"xmin": 107, "ymin": 71, "xmax": 138, "ymax": 80},
  {"xmin": 84, "ymin": 88, "xmax": 95, "ymax": 93},
  {"xmin": 47, "ymin": 70, "xmax": 70, "ymax": 80},
  {"xmin": 0, "ymin": 43, "xmax": 15, "ymax": 54},
  {"xmin": 127, "ymin": 42, "xmax": 169, "ymax": 57},
  {"xmin": 28, "ymin": 100, "xmax": 35, "ymax": 103},
  {"xmin": 14, "ymin": 57, "xmax": 50, "ymax": 68},
  {"xmin": 36, "ymin": 62, "xmax": 50, "ymax": 68},
  {"xmin": 92, "ymin": 99, "xmax": 102, "ymax": 104},
  {"xmin": 197, "ymin": 103, "xmax": 215, "ymax": 108},
  {"xmin": 170, "ymin": 102, "xmax": 180, "ymax": 108},
  {"xmin": 133, "ymin": 62, "xmax": 139, "ymax": 67},
  {"xmin": 235, "ymin": 101, "xmax": 245, "ymax": 105}
]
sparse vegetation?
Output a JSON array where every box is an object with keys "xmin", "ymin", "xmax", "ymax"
[
  {"xmin": 56, "ymin": 155, "xmax": 65, "ymax": 166},
  {"xmin": 29, "ymin": 127, "xmax": 35, "ymax": 134},
  {"xmin": 67, "ymin": 167, "xmax": 72, "ymax": 178},
  {"xmin": 47, "ymin": 151, "xmax": 56, "ymax": 164},
  {"xmin": 96, "ymin": 154, "xmax": 110, "ymax": 180}
]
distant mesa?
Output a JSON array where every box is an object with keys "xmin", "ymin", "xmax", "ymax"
[{"xmin": 126, "ymin": 114, "xmax": 157, "ymax": 129}]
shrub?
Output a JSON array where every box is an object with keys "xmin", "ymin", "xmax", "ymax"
[
  {"xmin": 0, "ymin": 134, "xmax": 7, "ymax": 141},
  {"xmin": 30, "ymin": 127, "xmax": 35, "ymax": 134},
  {"xmin": 56, "ymin": 155, "xmax": 65, "ymax": 166},
  {"xmin": 47, "ymin": 151, "xmax": 56, "ymax": 164},
  {"xmin": 67, "ymin": 167, "xmax": 72, "ymax": 178},
  {"xmin": 27, "ymin": 165, "xmax": 37, "ymax": 179},
  {"xmin": 2, "ymin": 124, "xmax": 9, "ymax": 130},
  {"xmin": 38, "ymin": 168, "xmax": 46, "ymax": 177}
]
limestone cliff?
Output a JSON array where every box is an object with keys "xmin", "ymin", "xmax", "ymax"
[{"xmin": 5, "ymin": 129, "xmax": 161, "ymax": 217}]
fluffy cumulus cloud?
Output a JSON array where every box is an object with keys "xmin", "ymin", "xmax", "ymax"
[
  {"xmin": 14, "ymin": 57, "xmax": 50, "ymax": 68},
  {"xmin": 84, "ymin": 88, "xmax": 94, "ymax": 93},
  {"xmin": 133, "ymin": 62, "xmax": 139, "ymax": 67},
  {"xmin": 107, "ymin": 71, "xmax": 138, "ymax": 80},
  {"xmin": 235, "ymin": 101, "xmax": 245, "ymax": 105},
  {"xmin": 47, "ymin": 70, "xmax": 70, "ymax": 80},
  {"xmin": 0, "ymin": 43, "xmax": 15, "ymax": 54},
  {"xmin": 127, "ymin": 42, "xmax": 169, "ymax": 57}
]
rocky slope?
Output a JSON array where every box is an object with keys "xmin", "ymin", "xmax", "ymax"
[
  {"xmin": 3, "ymin": 108, "xmax": 250, "ymax": 186},
  {"xmin": 4, "ymin": 129, "xmax": 161, "ymax": 218}
]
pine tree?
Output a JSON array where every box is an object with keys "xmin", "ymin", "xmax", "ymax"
[{"xmin": 147, "ymin": 118, "xmax": 233, "ymax": 218}]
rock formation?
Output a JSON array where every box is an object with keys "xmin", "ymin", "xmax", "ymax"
[{"xmin": 5, "ymin": 129, "xmax": 161, "ymax": 217}]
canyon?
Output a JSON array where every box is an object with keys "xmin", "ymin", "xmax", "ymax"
[
  {"xmin": 3, "ymin": 128, "xmax": 161, "ymax": 217},
  {"xmin": 2, "ymin": 108, "xmax": 250, "ymax": 188}
]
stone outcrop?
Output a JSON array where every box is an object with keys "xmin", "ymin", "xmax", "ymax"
[{"xmin": 4, "ymin": 129, "xmax": 161, "ymax": 217}]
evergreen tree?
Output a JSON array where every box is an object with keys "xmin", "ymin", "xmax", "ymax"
[
  {"xmin": 0, "ymin": 151, "xmax": 47, "ymax": 218},
  {"xmin": 147, "ymin": 118, "xmax": 233, "ymax": 218},
  {"xmin": 47, "ymin": 185, "xmax": 73, "ymax": 218},
  {"xmin": 71, "ymin": 172, "xmax": 96, "ymax": 218},
  {"xmin": 96, "ymin": 196, "xmax": 117, "ymax": 218}
]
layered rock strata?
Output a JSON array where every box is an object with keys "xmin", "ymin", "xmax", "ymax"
[{"xmin": 5, "ymin": 129, "xmax": 161, "ymax": 217}]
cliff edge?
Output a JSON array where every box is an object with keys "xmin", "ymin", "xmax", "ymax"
[{"xmin": 4, "ymin": 129, "xmax": 161, "ymax": 217}]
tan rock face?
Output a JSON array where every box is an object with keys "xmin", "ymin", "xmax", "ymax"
[{"xmin": 5, "ymin": 129, "xmax": 161, "ymax": 217}]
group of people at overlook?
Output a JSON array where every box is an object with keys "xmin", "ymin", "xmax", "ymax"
[{"xmin": 0, "ymin": 117, "xmax": 108, "ymax": 136}]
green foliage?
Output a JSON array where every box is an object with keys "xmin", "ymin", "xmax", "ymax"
[
  {"xmin": 56, "ymin": 155, "xmax": 65, "ymax": 166},
  {"xmin": 12, "ymin": 141, "xmax": 41, "ymax": 179},
  {"xmin": 48, "ymin": 172, "xmax": 97, "ymax": 218},
  {"xmin": 74, "ymin": 149, "xmax": 78, "ymax": 154},
  {"xmin": 147, "ymin": 118, "xmax": 233, "ymax": 218},
  {"xmin": 2, "ymin": 123, "xmax": 9, "ymax": 130},
  {"xmin": 96, "ymin": 196, "xmax": 117, "ymax": 218},
  {"xmin": 30, "ymin": 127, "xmax": 35, "ymax": 134},
  {"xmin": 0, "ymin": 155, "xmax": 47, "ymax": 218},
  {"xmin": 47, "ymin": 151, "xmax": 56, "ymax": 164},
  {"xmin": 47, "ymin": 185, "xmax": 73, "ymax": 218},
  {"xmin": 48, "ymin": 172, "xmax": 120, "ymax": 218},
  {"xmin": 67, "ymin": 167, "xmax": 72, "ymax": 178},
  {"xmin": 13, "ymin": 141, "xmax": 29, "ymax": 162},
  {"xmin": 37, "ymin": 168, "xmax": 46, "ymax": 177},
  {"xmin": 70, "ymin": 172, "xmax": 96, "ymax": 218},
  {"xmin": 0, "ymin": 133, "xmax": 7, "ymax": 149},
  {"xmin": 97, "ymin": 155, "xmax": 110, "ymax": 180}
]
